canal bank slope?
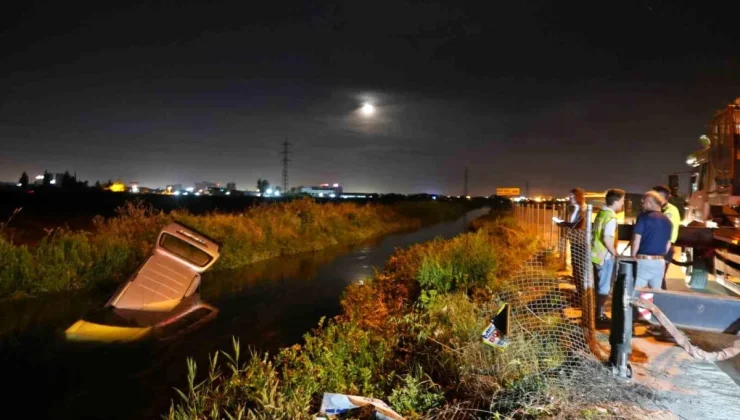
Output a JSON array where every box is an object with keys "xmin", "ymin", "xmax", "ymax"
[
  {"xmin": 0, "ymin": 198, "xmax": 479, "ymax": 298},
  {"xmin": 166, "ymin": 212, "xmax": 665, "ymax": 419}
]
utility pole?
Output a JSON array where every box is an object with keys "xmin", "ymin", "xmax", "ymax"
[
  {"xmin": 463, "ymin": 167, "xmax": 469, "ymax": 197},
  {"xmin": 525, "ymin": 180, "xmax": 530, "ymax": 198},
  {"xmin": 280, "ymin": 139, "xmax": 291, "ymax": 193}
]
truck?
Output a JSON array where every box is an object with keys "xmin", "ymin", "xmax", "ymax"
[
  {"xmin": 676, "ymin": 97, "xmax": 740, "ymax": 295},
  {"xmin": 684, "ymin": 97, "xmax": 740, "ymax": 226},
  {"xmin": 65, "ymin": 222, "xmax": 220, "ymax": 342}
]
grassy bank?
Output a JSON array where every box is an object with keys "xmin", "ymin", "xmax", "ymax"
[
  {"xmin": 165, "ymin": 212, "xmax": 656, "ymax": 419},
  {"xmin": 165, "ymin": 213, "xmax": 644, "ymax": 419},
  {"xmin": 0, "ymin": 199, "xmax": 475, "ymax": 298}
]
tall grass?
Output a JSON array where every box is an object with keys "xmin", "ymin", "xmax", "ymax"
[
  {"xmin": 0, "ymin": 199, "xmax": 472, "ymax": 298},
  {"xmin": 164, "ymin": 213, "xmax": 589, "ymax": 419}
]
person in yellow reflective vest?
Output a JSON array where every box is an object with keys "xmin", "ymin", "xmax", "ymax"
[
  {"xmin": 591, "ymin": 188, "xmax": 625, "ymax": 327},
  {"xmin": 652, "ymin": 185, "xmax": 681, "ymax": 290}
]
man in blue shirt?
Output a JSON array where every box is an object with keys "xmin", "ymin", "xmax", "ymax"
[{"xmin": 632, "ymin": 191, "xmax": 673, "ymax": 289}]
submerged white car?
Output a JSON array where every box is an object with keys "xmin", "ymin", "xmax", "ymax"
[{"xmin": 66, "ymin": 222, "xmax": 220, "ymax": 342}]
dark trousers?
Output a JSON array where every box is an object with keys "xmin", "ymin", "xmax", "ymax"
[{"xmin": 571, "ymin": 240, "xmax": 587, "ymax": 299}]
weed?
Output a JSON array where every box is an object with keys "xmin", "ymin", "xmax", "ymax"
[{"xmin": 387, "ymin": 367, "xmax": 445, "ymax": 417}]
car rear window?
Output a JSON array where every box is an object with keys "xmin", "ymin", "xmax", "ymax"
[{"xmin": 159, "ymin": 233, "xmax": 213, "ymax": 267}]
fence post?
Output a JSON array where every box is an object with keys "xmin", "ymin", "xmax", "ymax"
[
  {"xmin": 583, "ymin": 204, "xmax": 595, "ymax": 341},
  {"xmin": 610, "ymin": 258, "xmax": 635, "ymax": 378},
  {"xmin": 560, "ymin": 203, "xmax": 567, "ymax": 268},
  {"xmin": 549, "ymin": 204, "xmax": 554, "ymax": 248},
  {"xmin": 540, "ymin": 203, "xmax": 545, "ymax": 239},
  {"xmin": 531, "ymin": 203, "xmax": 534, "ymax": 230},
  {"xmin": 537, "ymin": 203, "xmax": 541, "ymax": 238}
]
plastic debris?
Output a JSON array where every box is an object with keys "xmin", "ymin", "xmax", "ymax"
[
  {"xmin": 319, "ymin": 393, "xmax": 405, "ymax": 420},
  {"xmin": 481, "ymin": 303, "xmax": 510, "ymax": 349}
]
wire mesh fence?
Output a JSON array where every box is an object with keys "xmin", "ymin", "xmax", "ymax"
[{"xmin": 507, "ymin": 202, "xmax": 597, "ymax": 378}]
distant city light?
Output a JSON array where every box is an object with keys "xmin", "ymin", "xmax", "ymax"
[
  {"xmin": 186, "ymin": 187, "xmax": 194, "ymax": 192},
  {"xmin": 225, "ymin": 191, "xmax": 231, "ymax": 196},
  {"xmin": 131, "ymin": 186, "xmax": 140, "ymax": 193},
  {"xmin": 361, "ymin": 103, "xmax": 375, "ymax": 116},
  {"xmin": 182, "ymin": 192, "xmax": 189, "ymax": 196},
  {"xmin": 35, "ymin": 175, "xmax": 44, "ymax": 180},
  {"xmin": 266, "ymin": 188, "xmax": 273, "ymax": 196},
  {"xmin": 329, "ymin": 193, "xmax": 336, "ymax": 198},
  {"xmin": 273, "ymin": 190, "xmax": 280, "ymax": 196},
  {"xmin": 50, "ymin": 179, "xmax": 56, "ymax": 185},
  {"xmin": 174, "ymin": 191, "xmax": 181, "ymax": 196},
  {"xmin": 318, "ymin": 193, "xmax": 324, "ymax": 197},
  {"xmin": 432, "ymin": 196, "xmax": 437, "ymax": 200},
  {"xmin": 332, "ymin": 183, "xmax": 339, "ymax": 188},
  {"xmin": 17, "ymin": 183, "xmax": 22, "ymax": 187},
  {"xmin": 194, "ymin": 192, "xmax": 201, "ymax": 196},
  {"xmin": 109, "ymin": 182, "xmax": 125, "ymax": 192}
]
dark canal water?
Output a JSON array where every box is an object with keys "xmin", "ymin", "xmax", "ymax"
[{"xmin": 0, "ymin": 208, "xmax": 489, "ymax": 419}]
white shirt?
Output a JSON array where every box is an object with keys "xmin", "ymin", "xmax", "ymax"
[{"xmin": 569, "ymin": 204, "xmax": 581, "ymax": 223}]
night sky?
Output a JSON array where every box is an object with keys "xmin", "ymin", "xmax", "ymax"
[{"xmin": 2, "ymin": 1, "xmax": 739, "ymax": 196}]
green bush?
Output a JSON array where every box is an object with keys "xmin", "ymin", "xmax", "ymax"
[
  {"xmin": 33, "ymin": 231, "xmax": 93, "ymax": 292},
  {"xmin": 388, "ymin": 368, "xmax": 445, "ymax": 417},
  {"xmin": 0, "ymin": 238, "xmax": 33, "ymax": 295},
  {"xmin": 279, "ymin": 318, "xmax": 396, "ymax": 399},
  {"xmin": 416, "ymin": 231, "xmax": 496, "ymax": 293}
]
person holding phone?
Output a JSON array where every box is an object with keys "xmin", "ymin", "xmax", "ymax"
[
  {"xmin": 558, "ymin": 188, "xmax": 587, "ymax": 296},
  {"xmin": 558, "ymin": 188, "xmax": 587, "ymax": 230}
]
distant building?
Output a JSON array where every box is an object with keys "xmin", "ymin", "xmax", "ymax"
[
  {"xmin": 299, "ymin": 183, "xmax": 343, "ymax": 198},
  {"xmin": 195, "ymin": 181, "xmax": 219, "ymax": 192},
  {"xmin": 31, "ymin": 173, "xmax": 63, "ymax": 186},
  {"xmin": 166, "ymin": 184, "xmax": 183, "ymax": 194},
  {"xmin": 226, "ymin": 182, "xmax": 236, "ymax": 191}
]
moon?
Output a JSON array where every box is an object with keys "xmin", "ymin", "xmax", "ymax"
[{"xmin": 361, "ymin": 103, "xmax": 375, "ymax": 116}]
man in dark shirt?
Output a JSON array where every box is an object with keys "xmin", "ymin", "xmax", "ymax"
[{"xmin": 632, "ymin": 191, "xmax": 673, "ymax": 289}]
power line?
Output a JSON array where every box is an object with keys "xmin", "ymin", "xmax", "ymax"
[{"xmin": 280, "ymin": 139, "xmax": 291, "ymax": 192}]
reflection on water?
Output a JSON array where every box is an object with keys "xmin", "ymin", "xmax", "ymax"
[
  {"xmin": 0, "ymin": 207, "xmax": 489, "ymax": 419},
  {"xmin": 65, "ymin": 296, "xmax": 219, "ymax": 343}
]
